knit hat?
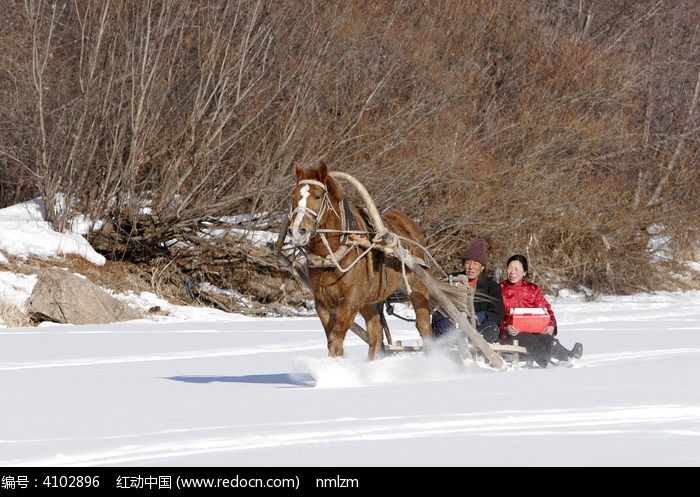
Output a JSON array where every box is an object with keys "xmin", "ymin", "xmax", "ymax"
[{"xmin": 460, "ymin": 238, "xmax": 488, "ymax": 267}]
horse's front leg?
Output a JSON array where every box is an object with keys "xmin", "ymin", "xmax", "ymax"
[
  {"xmin": 315, "ymin": 305, "xmax": 340, "ymax": 357},
  {"xmin": 360, "ymin": 304, "xmax": 384, "ymax": 360},
  {"xmin": 323, "ymin": 304, "xmax": 357, "ymax": 358}
]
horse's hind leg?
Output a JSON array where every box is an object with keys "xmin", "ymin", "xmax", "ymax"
[
  {"xmin": 410, "ymin": 291, "xmax": 433, "ymax": 350},
  {"xmin": 360, "ymin": 304, "xmax": 384, "ymax": 360}
]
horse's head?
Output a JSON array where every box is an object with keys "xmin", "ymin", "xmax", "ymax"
[{"xmin": 288, "ymin": 161, "xmax": 343, "ymax": 247}]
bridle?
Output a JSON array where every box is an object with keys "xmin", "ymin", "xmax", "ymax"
[
  {"xmin": 289, "ymin": 178, "xmax": 377, "ymax": 272},
  {"xmin": 288, "ymin": 179, "xmax": 343, "ymax": 240}
]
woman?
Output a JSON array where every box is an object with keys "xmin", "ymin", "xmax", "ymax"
[{"xmin": 500, "ymin": 254, "xmax": 583, "ymax": 367}]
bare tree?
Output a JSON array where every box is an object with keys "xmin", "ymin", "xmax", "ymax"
[{"xmin": 0, "ymin": 0, "xmax": 697, "ymax": 302}]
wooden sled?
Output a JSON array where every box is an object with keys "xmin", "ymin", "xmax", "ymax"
[
  {"xmin": 374, "ymin": 294, "xmax": 533, "ymax": 368},
  {"xmin": 352, "ymin": 293, "xmax": 570, "ymax": 369},
  {"xmin": 486, "ymin": 341, "xmax": 532, "ymax": 368}
]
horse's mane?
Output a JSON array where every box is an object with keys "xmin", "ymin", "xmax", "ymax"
[
  {"xmin": 322, "ymin": 169, "xmax": 344, "ymax": 206},
  {"xmin": 316, "ymin": 163, "xmax": 375, "ymax": 235}
]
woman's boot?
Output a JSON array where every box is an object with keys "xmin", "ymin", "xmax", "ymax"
[
  {"xmin": 552, "ymin": 339, "xmax": 583, "ymax": 360},
  {"xmin": 571, "ymin": 342, "xmax": 583, "ymax": 359}
]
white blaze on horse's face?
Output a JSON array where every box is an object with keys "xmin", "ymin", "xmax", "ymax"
[
  {"xmin": 289, "ymin": 178, "xmax": 328, "ymax": 247},
  {"xmin": 290, "ymin": 184, "xmax": 312, "ymax": 246}
]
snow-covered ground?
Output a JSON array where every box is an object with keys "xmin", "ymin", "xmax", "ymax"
[{"xmin": 1, "ymin": 199, "xmax": 699, "ymax": 468}]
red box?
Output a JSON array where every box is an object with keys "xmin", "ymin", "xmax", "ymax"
[{"xmin": 511, "ymin": 308, "xmax": 550, "ymax": 333}]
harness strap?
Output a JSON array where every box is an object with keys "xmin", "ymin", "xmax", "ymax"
[
  {"xmin": 343, "ymin": 197, "xmax": 356, "ymax": 230},
  {"xmin": 297, "ymin": 179, "xmax": 326, "ymax": 189}
]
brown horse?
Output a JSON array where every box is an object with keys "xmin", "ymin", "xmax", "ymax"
[{"xmin": 287, "ymin": 162, "xmax": 437, "ymax": 360}]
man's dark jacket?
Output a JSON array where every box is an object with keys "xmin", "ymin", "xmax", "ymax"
[{"xmin": 469, "ymin": 271, "xmax": 505, "ymax": 325}]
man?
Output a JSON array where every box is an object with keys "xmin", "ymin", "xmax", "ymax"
[{"xmin": 431, "ymin": 238, "xmax": 504, "ymax": 343}]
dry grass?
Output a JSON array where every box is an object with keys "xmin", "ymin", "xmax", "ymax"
[{"xmin": 0, "ymin": 302, "xmax": 31, "ymax": 328}]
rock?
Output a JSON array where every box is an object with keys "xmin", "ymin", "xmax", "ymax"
[{"xmin": 27, "ymin": 268, "xmax": 142, "ymax": 325}]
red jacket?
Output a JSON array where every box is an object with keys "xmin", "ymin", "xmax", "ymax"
[{"xmin": 499, "ymin": 279, "xmax": 557, "ymax": 336}]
